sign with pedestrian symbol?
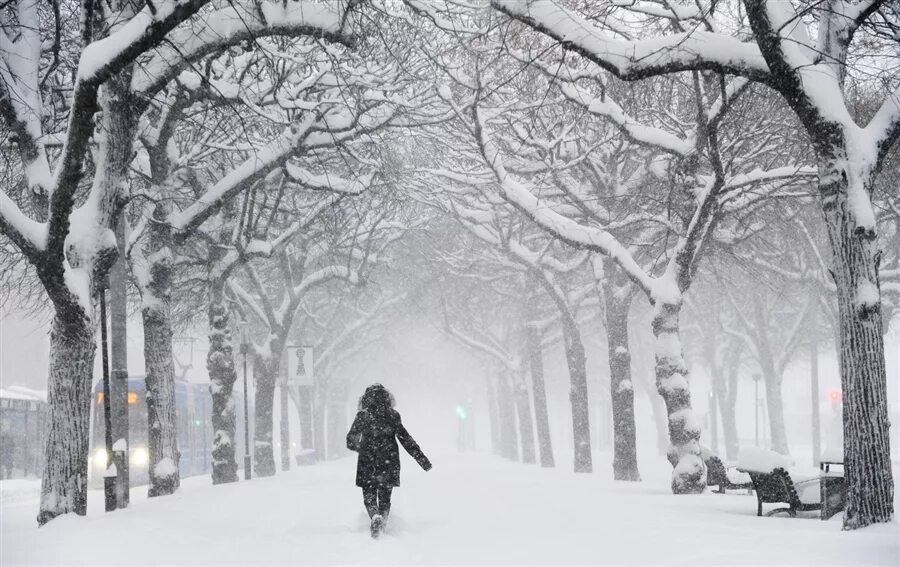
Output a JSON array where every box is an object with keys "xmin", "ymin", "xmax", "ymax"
[{"xmin": 285, "ymin": 346, "xmax": 314, "ymax": 386}]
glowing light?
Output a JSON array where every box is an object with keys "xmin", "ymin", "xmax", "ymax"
[
  {"xmin": 94, "ymin": 448, "xmax": 108, "ymax": 468},
  {"xmin": 131, "ymin": 447, "xmax": 149, "ymax": 467},
  {"xmin": 828, "ymin": 389, "xmax": 841, "ymax": 402},
  {"xmin": 455, "ymin": 405, "xmax": 468, "ymax": 420},
  {"xmin": 128, "ymin": 392, "xmax": 138, "ymax": 404}
]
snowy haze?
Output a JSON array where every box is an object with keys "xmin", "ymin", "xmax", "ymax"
[
  {"xmin": 4, "ymin": 306, "xmax": 900, "ymax": 463},
  {"xmin": 2, "ymin": 0, "xmax": 900, "ymax": 562}
]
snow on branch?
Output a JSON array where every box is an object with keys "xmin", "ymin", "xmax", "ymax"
[
  {"xmin": 491, "ymin": 0, "xmax": 771, "ymax": 81},
  {"xmin": 0, "ymin": 0, "xmax": 53, "ymax": 198},
  {"xmin": 131, "ymin": 1, "xmax": 356, "ymax": 97},
  {"xmin": 440, "ymin": 298, "xmax": 516, "ymax": 369},
  {"xmin": 867, "ymin": 83, "xmax": 900, "ymax": 167},
  {"xmin": 609, "ymin": 0, "xmax": 702, "ymax": 21},
  {"xmin": 313, "ymin": 293, "xmax": 406, "ymax": 371},
  {"xmin": 284, "ymin": 163, "xmax": 373, "ymax": 194},
  {"xmin": 0, "ymin": 192, "xmax": 48, "ymax": 256},
  {"xmin": 557, "ymin": 81, "xmax": 693, "ymax": 156},
  {"xmin": 470, "ymin": 103, "xmax": 654, "ymax": 295},
  {"xmin": 292, "ymin": 265, "xmax": 359, "ymax": 299}
]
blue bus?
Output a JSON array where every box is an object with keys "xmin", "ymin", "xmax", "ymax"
[{"xmin": 90, "ymin": 376, "xmax": 250, "ymax": 486}]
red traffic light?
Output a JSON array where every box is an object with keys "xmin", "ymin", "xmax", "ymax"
[{"xmin": 828, "ymin": 389, "xmax": 841, "ymax": 402}]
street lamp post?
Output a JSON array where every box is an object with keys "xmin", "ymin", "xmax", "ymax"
[
  {"xmin": 239, "ymin": 321, "xmax": 252, "ymax": 481},
  {"xmin": 810, "ymin": 341, "xmax": 821, "ymax": 466},
  {"xmin": 100, "ymin": 289, "xmax": 116, "ymax": 512},
  {"xmin": 752, "ymin": 373, "xmax": 761, "ymax": 447}
]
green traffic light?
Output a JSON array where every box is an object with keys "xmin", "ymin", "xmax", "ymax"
[{"xmin": 455, "ymin": 405, "xmax": 467, "ymax": 420}]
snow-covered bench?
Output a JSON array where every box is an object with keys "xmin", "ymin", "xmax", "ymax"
[
  {"xmin": 740, "ymin": 467, "xmax": 823, "ymax": 517},
  {"xmin": 666, "ymin": 447, "xmax": 752, "ymax": 494},
  {"xmin": 705, "ymin": 454, "xmax": 752, "ymax": 494},
  {"xmin": 736, "ymin": 447, "xmax": 824, "ymax": 517}
]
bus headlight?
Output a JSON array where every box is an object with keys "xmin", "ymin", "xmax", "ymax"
[
  {"xmin": 131, "ymin": 447, "xmax": 149, "ymax": 467},
  {"xmin": 94, "ymin": 448, "xmax": 108, "ymax": 469}
]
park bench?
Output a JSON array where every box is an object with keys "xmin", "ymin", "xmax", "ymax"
[
  {"xmin": 705, "ymin": 454, "xmax": 752, "ymax": 494},
  {"xmin": 740, "ymin": 467, "xmax": 823, "ymax": 517},
  {"xmin": 666, "ymin": 448, "xmax": 752, "ymax": 494}
]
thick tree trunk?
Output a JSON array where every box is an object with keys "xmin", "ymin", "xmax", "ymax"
[
  {"xmin": 142, "ymin": 307, "xmax": 181, "ymax": 495},
  {"xmin": 142, "ymin": 209, "xmax": 180, "ymax": 496},
  {"xmin": 652, "ymin": 301, "xmax": 705, "ymax": 493},
  {"xmin": 761, "ymin": 365, "xmax": 789, "ymax": 455},
  {"xmin": 603, "ymin": 282, "xmax": 640, "ymax": 481},
  {"xmin": 253, "ymin": 357, "xmax": 278, "ymax": 477},
  {"xmin": 496, "ymin": 373, "xmax": 519, "ymax": 461},
  {"xmin": 819, "ymin": 165, "xmax": 893, "ymax": 529},
  {"xmin": 38, "ymin": 310, "xmax": 95, "ymax": 525},
  {"xmin": 525, "ymin": 325, "xmax": 554, "ymax": 467},
  {"xmin": 206, "ymin": 277, "xmax": 239, "ymax": 484},
  {"xmin": 512, "ymin": 375, "xmax": 536, "ymax": 464},
  {"xmin": 561, "ymin": 319, "xmax": 592, "ymax": 473}
]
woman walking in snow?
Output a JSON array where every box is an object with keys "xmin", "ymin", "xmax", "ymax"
[{"xmin": 346, "ymin": 384, "xmax": 432, "ymax": 538}]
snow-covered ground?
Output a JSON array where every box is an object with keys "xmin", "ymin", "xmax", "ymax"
[{"xmin": 1, "ymin": 452, "xmax": 897, "ymax": 565}]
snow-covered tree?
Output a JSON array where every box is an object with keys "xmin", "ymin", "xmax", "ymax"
[
  {"xmin": 0, "ymin": 0, "xmax": 357, "ymax": 524},
  {"xmin": 492, "ymin": 0, "xmax": 899, "ymax": 528}
]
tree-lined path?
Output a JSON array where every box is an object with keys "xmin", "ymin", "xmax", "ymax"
[{"xmin": 1, "ymin": 452, "xmax": 897, "ymax": 565}]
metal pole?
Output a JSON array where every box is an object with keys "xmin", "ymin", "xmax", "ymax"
[
  {"xmin": 110, "ymin": 216, "xmax": 129, "ymax": 508},
  {"xmin": 100, "ymin": 290, "xmax": 116, "ymax": 512},
  {"xmin": 242, "ymin": 349, "xmax": 251, "ymax": 480},
  {"xmin": 810, "ymin": 341, "xmax": 821, "ymax": 466}
]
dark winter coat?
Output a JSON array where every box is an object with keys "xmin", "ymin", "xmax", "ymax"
[{"xmin": 346, "ymin": 408, "xmax": 431, "ymax": 488}]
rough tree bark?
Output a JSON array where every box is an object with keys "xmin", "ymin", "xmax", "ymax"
[
  {"xmin": 561, "ymin": 320, "xmax": 592, "ymax": 472},
  {"xmin": 207, "ymin": 269, "xmax": 239, "ymax": 484},
  {"xmin": 602, "ymin": 260, "xmax": 640, "ymax": 481},
  {"xmin": 822, "ymin": 166, "xmax": 893, "ymax": 529},
  {"xmin": 604, "ymin": 300, "xmax": 640, "ymax": 480},
  {"xmin": 653, "ymin": 300, "xmax": 705, "ymax": 493},
  {"xmin": 142, "ymin": 204, "xmax": 181, "ymax": 495},
  {"xmin": 742, "ymin": 1, "xmax": 894, "ymax": 529},
  {"xmin": 525, "ymin": 325, "xmax": 554, "ymax": 467},
  {"xmin": 253, "ymin": 356, "xmax": 278, "ymax": 476},
  {"xmin": 37, "ymin": 310, "xmax": 95, "ymax": 525}
]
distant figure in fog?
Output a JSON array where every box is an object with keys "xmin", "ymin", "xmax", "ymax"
[{"xmin": 346, "ymin": 383, "xmax": 432, "ymax": 538}]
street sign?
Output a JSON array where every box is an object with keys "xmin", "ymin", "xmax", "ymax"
[{"xmin": 285, "ymin": 346, "xmax": 314, "ymax": 386}]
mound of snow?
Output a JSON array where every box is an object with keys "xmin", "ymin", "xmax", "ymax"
[
  {"xmin": 736, "ymin": 447, "xmax": 793, "ymax": 473},
  {"xmin": 725, "ymin": 468, "xmax": 751, "ymax": 485}
]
